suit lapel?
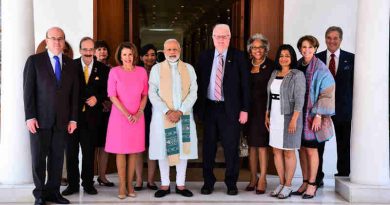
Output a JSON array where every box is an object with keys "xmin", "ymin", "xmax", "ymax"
[
  {"xmin": 205, "ymin": 50, "xmax": 214, "ymax": 84},
  {"xmin": 224, "ymin": 48, "xmax": 233, "ymax": 83},
  {"xmin": 44, "ymin": 51, "xmax": 57, "ymax": 82}
]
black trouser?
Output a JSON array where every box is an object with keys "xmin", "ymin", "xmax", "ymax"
[
  {"xmin": 65, "ymin": 124, "xmax": 96, "ymax": 189},
  {"xmin": 334, "ymin": 120, "xmax": 351, "ymax": 176},
  {"xmin": 30, "ymin": 126, "xmax": 67, "ymax": 199},
  {"xmin": 202, "ymin": 100, "xmax": 240, "ymax": 189}
]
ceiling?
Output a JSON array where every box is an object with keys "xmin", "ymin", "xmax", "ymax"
[{"xmin": 139, "ymin": 0, "xmax": 233, "ymax": 34}]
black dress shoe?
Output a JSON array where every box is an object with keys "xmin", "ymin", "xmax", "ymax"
[
  {"xmin": 34, "ymin": 197, "xmax": 45, "ymax": 205},
  {"xmin": 147, "ymin": 182, "xmax": 158, "ymax": 190},
  {"xmin": 61, "ymin": 186, "xmax": 79, "ymax": 196},
  {"xmin": 45, "ymin": 193, "xmax": 70, "ymax": 204},
  {"xmin": 227, "ymin": 187, "xmax": 238, "ymax": 195},
  {"xmin": 154, "ymin": 189, "xmax": 170, "ymax": 198},
  {"xmin": 200, "ymin": 185, "xmax": 214, "ymax": 195},
  {"xmin": 175, "ymin": 186, "xmax": 193, "ymax": 197},
  {"xmin": 84, "ymin": 186, "xmax": 98, "ymax": 195}
]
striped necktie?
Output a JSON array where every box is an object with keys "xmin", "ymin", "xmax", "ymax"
[{"xmin": 214, "ymin": 54, "xmax": 224, "ymax": 101}]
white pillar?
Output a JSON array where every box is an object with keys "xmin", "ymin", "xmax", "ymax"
[
  {"xmin": 350, "ymin": 0, "xmax": 389, "ymax": 185},
  {"xmin": 0, "ymin": 0, "xmax": 35, "ymax": 184}
]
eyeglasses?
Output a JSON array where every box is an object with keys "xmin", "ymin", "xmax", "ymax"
[
  {"xmin": 213, "ymin": 35, "xmax": 230, "ymax": 40},
  {"xmin": 47, "ymin": 37, "xmax": 65, "ymax": 42},
  {"xmin": 81, "ymin": 48, "xmax": 94, "ymax": 52},
  {"xmin": 251, "ymin": 46, "xmax": 266, "ymax": 50}
]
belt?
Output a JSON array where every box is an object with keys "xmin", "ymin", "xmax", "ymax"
[
  {"xmin": 271, "ymin": 93, "xmax": 280, "ymax": 100},
  {"xmin": 207, "ymin": 99, "xmax": 225, "ymax": 104}
]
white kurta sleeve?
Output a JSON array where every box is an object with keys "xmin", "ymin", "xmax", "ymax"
[{"xmin": 148, "ymin": 64, "xmax": 169, "ymax": 114}]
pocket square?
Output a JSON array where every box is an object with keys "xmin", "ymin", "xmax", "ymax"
[{"xmin": 95, "ymin": 76, "xmax": 99, "ymax": 80}]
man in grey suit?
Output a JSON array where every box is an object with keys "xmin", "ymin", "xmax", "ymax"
[{"xmin": 23, "ymin": 27, "xmax": 79, "ymax": 205}]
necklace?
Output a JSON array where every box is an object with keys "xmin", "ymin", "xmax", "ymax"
[{"xmin": 251, "ymin": 58, "xmax": 265, "ymax": 67}]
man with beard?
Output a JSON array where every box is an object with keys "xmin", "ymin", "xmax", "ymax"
[
  {"xmin": 62, "ymin": 37, "xmax": 109, "ymax": 196},
  {"xmin": 148, "ymin": 39, "xmax": 198, "ymax": 198}
]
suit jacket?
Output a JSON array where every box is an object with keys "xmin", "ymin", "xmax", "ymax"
[
  {"xmin": 316, "ymin": 49, "xmax": 354, "ymax": 121},
  {"xmin": 23, "ymin": 51, "xmax": 79, "ymax": 130},
  {"xmin": 74, "ymin": 58, "xmax": 109, "ymax": 128},
  {"xmin": 196, "ymin": 47, "xmax": 250, "ymax": 120}
]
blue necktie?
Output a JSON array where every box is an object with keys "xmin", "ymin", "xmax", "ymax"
[{"xmin": 53, "ymin": 56, "xmax": 61, "ymax": 83}]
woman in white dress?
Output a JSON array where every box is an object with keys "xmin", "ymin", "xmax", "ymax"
[{"xmin": 265, "ymin": 44, "xmax": 306, "ymax": 199}]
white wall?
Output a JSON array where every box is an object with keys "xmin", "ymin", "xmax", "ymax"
[
  {"xmin": 284, "ymin": 0, "xmax": 358, "ymax": 178},
  {"xmin": 33, "ymin": 0, "xmax": 93, "ymax": 59}
]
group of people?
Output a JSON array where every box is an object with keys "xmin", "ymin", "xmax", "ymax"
[{"xmin": 23, "ymin": 23, "xmax": 354, "ymax": 205}]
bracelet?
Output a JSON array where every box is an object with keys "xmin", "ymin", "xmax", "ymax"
[
  {"xmin": 315, "ymin": 114, "xmax": 322, "ymax": 118},
  {"xmin": 138, "ymin": 109, "xmax": 144, "ymax": 113}
]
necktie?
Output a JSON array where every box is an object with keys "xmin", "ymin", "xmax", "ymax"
[
  {"xmin": 84, "ymin": 65, "xmax": 89, "ymax": 84},
  {"xmin": 53, "ymin": 56, "xmax": 61, "ymax": 83},
  {"xmin": 329, "ymin": 53, "xmax": 336, "ymax": 77},
  {"xmin": 214, "ymin": 54, "xmax": 224, "ymax": 101}
]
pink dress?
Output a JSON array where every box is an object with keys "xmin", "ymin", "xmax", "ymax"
[{"xmin": 105, "ymin": 66, "xmax": 148, "ymax": 154}]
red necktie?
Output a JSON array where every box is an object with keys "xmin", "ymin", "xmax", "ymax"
[
  {"xmin": 214, "ymin": 54, "xmax": 224, "ymax": 101},
  {"xmin": 329, "ymin": 53, "xmax": 336, "ymax": 77}
]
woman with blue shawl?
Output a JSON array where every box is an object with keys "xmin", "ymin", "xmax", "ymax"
[{"xmin": 292, "ymin": 36, "xmax": 335, "ymax": 199}]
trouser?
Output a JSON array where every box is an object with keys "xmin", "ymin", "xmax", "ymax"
[
  {"xmin": 202, "ymin": 100, "xmax": 240, "ymax": 189},
  {"xmin": 30, "ymin": 126, "xmax": 67, "ymax": 199},
  {"xmin": 158, "ymin": 159, "xmax": 188, "ymax": 186}
]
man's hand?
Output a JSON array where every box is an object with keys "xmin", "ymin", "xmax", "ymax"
[
  {"xmin": 86, "ymin": 96, "xmax": 97, "ymax": 107},
  {"xmin": 68, "ymin": 122, "xmax": 77, "ymax": 134},
  {"xmin": 238, "ymin": 111, "xmax": 248, "ymax": 124},
  {"xmin": 26, "ymin": 119, "xmax": 39, "ymax": 134}
]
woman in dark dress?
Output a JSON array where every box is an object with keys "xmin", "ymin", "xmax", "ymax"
[
  {"xmin": 244, "ymin": 33, "xmax": 274, "ymax": 194},
  {"xmin": 94, "ymin": 40, "xmax": 114, "ymax": 187},
  {"xmin": 134, "ymin": 44, "xmax": 158, "ymax": 191}
]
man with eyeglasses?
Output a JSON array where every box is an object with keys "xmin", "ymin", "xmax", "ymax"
[
  {"xmin": 196, "ymin": 24, "xmax": 250, "ymax": 196},
  {"xmin": 23, "ymin": 27, "xmax": 79, "ymax": 205},
  {"xmin": 62, "ymin": 37, "xmax": 109, "ymax": 196}
]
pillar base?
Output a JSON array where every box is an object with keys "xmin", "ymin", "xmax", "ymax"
[{"xmin": 336, "ymin": 177, "xmax": 390, "ymax": 203}]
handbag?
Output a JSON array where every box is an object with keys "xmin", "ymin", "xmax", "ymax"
[
  {"xmin": 315, "ymin": 116, "xmax": 335, "ymax": 142},
  {"xmin": 239, "ymin": 135, "xmax": 249, "ymax": 157}
]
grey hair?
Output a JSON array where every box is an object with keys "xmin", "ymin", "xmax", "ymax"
[
  {"xmin": 163, "ymin": 38, "xmax": 181, "ymax": 49},
  {"xmin": 212, "ymin": 24, "xmax": 231, "ymax": 36},
  {"xmin": 246, "ymin": 33, "xmax": 270, "ymax": 54},
  {"xmin": 325, "ymin": 26, "xmax": 343, "ymax": 40}
]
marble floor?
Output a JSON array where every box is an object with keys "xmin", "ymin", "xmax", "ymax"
[{"xmin": 0, "ymin": 174, "xmax": 378, "ymax": 205}]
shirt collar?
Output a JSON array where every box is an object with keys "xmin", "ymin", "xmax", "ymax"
[
  {"xmin": 47, "ymin": 50, "xmax": 63, "ymax": 61},
  {"xmin": 327, "ymin": 48, "xmax": 340, "ymax": 58},
  {"xmin": 81, "ymin": 58, "xmax": 94, "ymax": 69},
  {"xmin": 214, "ymin": 49, "xmax": 227, "ymax": 58}
]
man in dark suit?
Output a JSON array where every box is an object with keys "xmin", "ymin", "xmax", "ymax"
[
  {"xmin": 62, "ymin": 37, "xmax": 109, "ymax": 196},
  {"xmin": 316, "ymin": 26, "xmax": 355, "ymax": 186},
  {"xmin": 23, "ymin": 27, "xmax": 79, "ymax": 205},
  {"xmin": 196, "ymin": 24, "xmax": 250, "ymax": 195}
]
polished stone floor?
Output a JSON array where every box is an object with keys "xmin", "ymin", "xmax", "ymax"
[{"xmin": 0, "ymin": 174, "xmax": 377, "ymax": 205}]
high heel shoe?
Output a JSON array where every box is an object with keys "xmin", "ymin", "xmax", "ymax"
[
  {"xmin": 97, "ymin": 177, "xmax": 115, "ymax": 187},
  {"xmin": 255, "ymin": 179, "xmax": 266, "ymax": 194},
  {"xmin": 134, "ymin": 181, "xmax": 143, "ymax": 191},
  {"xmin": 128, "ymin": 191, "xmax": 137, "ymax": 197},
  {"xmin": 302, "ymin": 181, "xmax": 317, "ymax": 199},
  {"xmin": 245, "ymin": 178, "xmax": 258, "ymax": 191},
  {"xmin": 291, "ymin": 179, "xmax": 308, "ymax": 195}
]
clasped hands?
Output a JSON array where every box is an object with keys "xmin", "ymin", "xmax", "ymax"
[
  {"xmin": 166, "ymin": 110, "xmax": 183, "ymax": 123},
  {"xmin": 127, "ymin": 110, "xmax": 143, "ymax": 124},
  {"xmin": 85, "ymin": 96, "xmax": 97, "ymax": 107}
]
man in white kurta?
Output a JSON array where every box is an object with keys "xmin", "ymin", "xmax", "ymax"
[{"xmin": 148, "ymin": 39, "xmax": 198, "ymax": 198}]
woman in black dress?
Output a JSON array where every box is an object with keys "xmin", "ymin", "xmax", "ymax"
[{"xmin": 244, "ymin": 33, "xmax": 274, "ymax": 194}]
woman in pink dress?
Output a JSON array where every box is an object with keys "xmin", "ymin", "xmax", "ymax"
[{"xmin": 105, "ymin": 42, "xmax": 148, "ymax": 199}]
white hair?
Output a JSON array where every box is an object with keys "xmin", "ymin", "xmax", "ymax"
[
  {"xmin": 163, "ymin": 39, "xmax": 181, "ymax": 49},
  {"xmin": 212, "ymin": 24, "xmax": 231, "ymax": 36}
]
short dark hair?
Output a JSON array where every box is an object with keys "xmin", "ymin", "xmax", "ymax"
[
  {"xmin": 79, "ymin": 37, "xmax": 94, "ymax": 49},
  {"xmin": 140, "ymin": 44, "xmax": 157, "ymax": 56},
  {"xmin": 297, "ymin": 35, "xmax": 319, "ymax": 50},
  {"xmin": 115, "ymin": 42, "xmax": 138, "ymax": 66},
  {"xmin": 325, "ymin": 26, "xmax": 343, "ymax": 40},
  {"xmin": 95, "ymin": 40, "xmax": 110, "ymax": 60},
  {"xmin": 274, "ymin": 44, "xmax": 298, "ymax": 71}
]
